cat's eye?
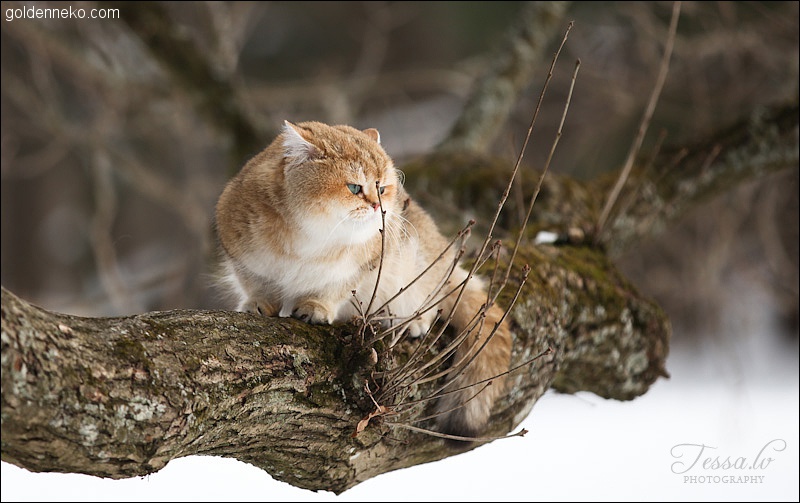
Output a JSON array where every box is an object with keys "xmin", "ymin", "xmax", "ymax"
[
  {"xmin": 379, "ymin": 186, "xmax": 386, "ymax": 195},
  {"xmin": 347, "ymin": 184, "xmax": 362, "ymax": 195}
]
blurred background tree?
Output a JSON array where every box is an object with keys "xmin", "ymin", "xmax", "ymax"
[{"xmin": 1, "ymin": 0, "xmax": 797, "ymax": 350}]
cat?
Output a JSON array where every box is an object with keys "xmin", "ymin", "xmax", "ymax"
[{"xmin": 215, "ymin": 120, "xmax": 512, "ymax": 439}]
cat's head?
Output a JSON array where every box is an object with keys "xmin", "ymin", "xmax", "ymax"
[{"xmin": 278, "ymin": 121, "xmax": 401, "ymax": 244}]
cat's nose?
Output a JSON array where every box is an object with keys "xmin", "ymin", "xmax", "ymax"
[{"xmin": 371, "ymin": 202, "xmax": 380, "ymax": 211}]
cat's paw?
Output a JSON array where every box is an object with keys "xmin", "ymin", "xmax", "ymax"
[
  {"xmin": 405, "ymin": 317, "xmax": 431, "ymax": 338},
  {"xmin": 403, "ymin": 308, "xmax": 439, "ymax": 338},
  {"xmin": 239, "ymin": 298, "xmax": 278, "ymax": 316},
  {"xmin": 292, "ymin": 300, "xmax": 335, "ymax": 325}
]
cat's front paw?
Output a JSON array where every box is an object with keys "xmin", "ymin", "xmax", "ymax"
[
  {"xmin": 239, "ymin": 298, "xmax": 278, "ymax": 317},
  {"xmin": 292, "ymin": 299, "xmax": 335, "ymax": 325}
]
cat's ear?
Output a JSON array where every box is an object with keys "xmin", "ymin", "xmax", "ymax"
[
  {"xmin": 362, "ymin": 128, "xmax": 381, "ymax": 144},
  {"xmin": 282, "ymin": 121, "xmax": 318, "ymax": 168}
]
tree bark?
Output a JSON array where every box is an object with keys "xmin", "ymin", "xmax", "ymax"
[
  {"xmin": 3, "ymin": 101, "xmax": 796, "ymax": 493},
  {"xmin": 0, "ymin": 246, "xmax": 667, "ymax": 494}
]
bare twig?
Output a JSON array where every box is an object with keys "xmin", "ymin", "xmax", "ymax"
[
  {"xmin": 501, "ymin": 58, "xmax": 581, "ymax": 293},
  {"xmin": 369, "ymin": 225, "xmax": 515, "ymax": 347},
  {"xmin": 378, "ymin": 263, "xmax": 532, "ymax": 406},
  {"xmin": 405, "ymin": 382, "xmax": 494, "ymax": 423},
  {"xmin": 370, "ymin": 22, "xmax": 575, "ymax": 418},
  {"xmin": 111, "ymin": 0, "xmax": 263, "ymax": 166},
  {"xmin": 363, "ymin": 181, "xmax": 389, "ymax": 332},
  {"xmin": 595, "ymin": 1, "xmax": 681, "ymax": 238},
  {"xmin": 611, "ymin": 128, "xmax": 668, "ymax": 224},
  {"xmin": 366, "ymin": 222, "xmax": 474, "ymax": 344},
  {"xmin": 408, "ymin": 265, "xmax": 530, "ymax": 391},
  {"xmin": 470, "ymin": 21, "xmax": 575, "ymax": 279},
  {"xmin": 414, "ymin": 21, "xmax": 574, "ymax": 372},
  {"xmin": 386, "ymin": 421, "xmax": 528, "ymax": 443},
  {"xmin": 393, "ymin": 345, "xmax": 554, "ymax": 411}
]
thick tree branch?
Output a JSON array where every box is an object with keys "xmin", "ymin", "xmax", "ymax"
[
  {"xmin": 2, "ymin": 96, "xmax": 796, "ymax": 493},
  {"xmin": 3, "ymin": 100, "xmax": 797, "ymax": 492},
  {"xmin": 1, "ymin": 236, "xmax": 667, "ymax": 493}
]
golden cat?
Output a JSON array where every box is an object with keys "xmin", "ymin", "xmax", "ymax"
[{"xmin": 215, "ymin": 121, "xmax": 512, "ymax": 439}]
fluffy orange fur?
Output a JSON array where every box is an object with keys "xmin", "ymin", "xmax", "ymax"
[{"xmin": 215, "ymin": 121, "xmax": 512, "ymax": 438}]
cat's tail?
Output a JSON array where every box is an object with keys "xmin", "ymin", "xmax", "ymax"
[{"xmin": 434, "ymin": 280, "xmax": 512, "ymax": 441}]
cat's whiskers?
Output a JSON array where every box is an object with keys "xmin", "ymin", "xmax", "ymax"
[
  {"xmin": 377, "ymin": 212, "xmax": 405, "ymax": 248},
  {"xmin": 391, "ymin": 212, "xmax": 419, "ymax": 242}
]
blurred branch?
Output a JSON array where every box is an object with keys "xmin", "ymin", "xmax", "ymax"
[
  {"xmin": 323, "ymin": 1, "xmax": 393, "ymax": 124},
  {"xmin": 599, "ymin": 102, "xmax": 800, "ymax": 255},
  {"xmin": 757, "ymin": 173, "xmax": 799, "ymax": 300},
  {"xmin": 596, "ymin": 1, "xmax": 681, "ymax": 238},
  {"xmin": 436, "ymin": 1, "xmax": 571, "ymax": 154},
  {"xmin": 1, "ymin": 69, "xmax": 211, "ymax": 246},
  {"xmin": 404, "ymin": 102, "xmax": 798, "ymax": 253},
  {"xmin": 103, "ymin": 1, "xmax": 263, "ymax": 167},
  {"xmin": 88, "ymin": 150, "xmax": 139, "ymax": 313},
  {"xmin": 243, "ymin": 68, "xmax": 474, "ymax": 111}
]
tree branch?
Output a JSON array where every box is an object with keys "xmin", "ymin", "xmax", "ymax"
[
  {"xmin": 103, "ymin": 1, "xmax": 264, "ymax": 168},
  {"xmin": 597, "ymin": 102, "xmax": 800, "ymax": 255},
  {"xmin": 403, "ymin": 102, "xmax": 799, "ymax": 250},
  {"xmin": 3, "ymin": 0, "xmax": 797, "ymax": 490},
  {"xmin": 1, "ymin": 235, "xmax": 667, "ymax": 493},
  {"xmin": 2, "ymin": 96, "xmax": 794, "ymax": 493},
  {"xmin": 436, "ymin": 1, "xmax": 571, "ymax": 154}
]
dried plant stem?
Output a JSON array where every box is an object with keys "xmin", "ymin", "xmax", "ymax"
[
  {"xmin": 378, "ymin": 305, "xmax": 485, "ymax": 398},
  {"xmin": 405, "ymin": 383, "xmax": 494, "ymax": 423},
  {"xmin": 375, "ymin": 247, "xmax": 505, "ymax": 381},
  {"xmin": 468, "ymin": 21, "xmax": 574, "ymax": 281},
  {"xmin": 363, "ymin": 181, "xmax": 388, "ymax": 329},
  {"xmin": 595, "ymin": 1, "xmax": 681, "ymax": 238},
  {"xmin": 501, "ymin": 58, "xmax": 581, "ymax": 294},
  {"xmin": 385, "ymin": 421, "xmax": 528, "ymax": 443},
  {"xmin": 611, "ymin": 128, "xmax": 668, "ymax": 223},
  {"xmin": 365, "ymin": 221, "xmax": 474, "ymax": 344},
  {"xmin": 369, "ymin": 244, "xmax": 465, "ymax": 341},
  {"xmin": 375, "ymin": 288, "xmax": 485, "ymax": 400},
  {"xmin": 407, "ymin": 21, "xmax": 575, "ymax": 360},
  {"xmin": 369, "ymin": 262, "xmax": 465, "ymax": 347},
  {"xmin": 373, "ymin": 239, "xmax": 510, "ymax": 382},
  {"xmin": 394, "ymin": 345, "xmax": 553, "ymax": 412},
  {"xmin": 485, "ymin": 241, "xmax": 505, "ymax": 303},
  {"xmin": 365, "ymin": 21, "xmax": 574, "ymax": 428},
  {"xmin": 372, "ymin": 22, "xmax": 574, "ymax": 413},
  {"xmin": 408, "ymin": 265, "xmax": 530, "ymax": 392},
  {"xmin": 380, "ymin": 263, "xmax": 530, "ymax": 404}
]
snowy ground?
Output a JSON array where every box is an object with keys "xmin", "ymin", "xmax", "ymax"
[{"xmin": 3, "ymin": 303, "xmax": 798, "ymax": 502}]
